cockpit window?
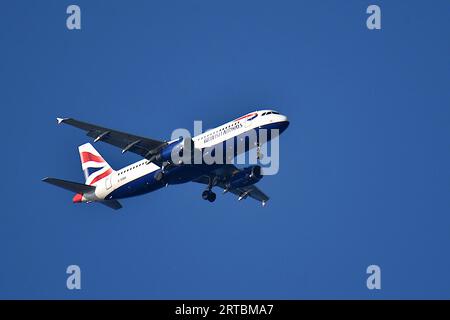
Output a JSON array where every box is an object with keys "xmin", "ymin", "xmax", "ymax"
[{"xmin": 262, "ymin": 111, "xmax": 280, "ymax": 116}]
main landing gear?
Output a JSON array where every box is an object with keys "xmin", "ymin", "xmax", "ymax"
[
  {"xmin": 155, "ymin": 171, "xmax": 164, "ymax": 182},
  {"xmin": 154, "ymin": 161, "xmax": 171, "ymax": 184},
  {"xmin": 202, "ymin": 176, "xmax": 217, "ymax": 202},
  {"xmin": 202, "ymin": 190, "xmax": 216, "ymax": 202}
]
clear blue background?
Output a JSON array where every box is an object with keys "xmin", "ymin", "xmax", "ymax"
[{"xmin": 1, "ymin": 0, "xmax": 449, "ymax": 299}]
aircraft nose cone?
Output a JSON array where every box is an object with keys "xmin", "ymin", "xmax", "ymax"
[
  {"xmin": 73, "ymin": 193, "xmax": 83, "ymax": 203},
  {"xmin": 275, "ymin": 114, "xmax": 289, "ymax": 133},
  {"xmin": 279, "ymin": 119, "xmax": 289, "ymax": 133}
]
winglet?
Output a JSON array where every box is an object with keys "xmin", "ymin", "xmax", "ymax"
[{"xmin": 56, "ymin": 117, "xmax": 68, "ymax": 124}]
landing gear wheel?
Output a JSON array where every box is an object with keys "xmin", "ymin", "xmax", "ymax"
[
  {"xmin": 202, "ymin": 190, "xmax": 210, "ymax": 200},
  {"xmin": 202, "ymin": 190, "xmax": 216, "ymax": 202},
  {"xmin": 207, "ymin": 192, "xmax": 216, "ymax": 202},
  {"xmin": 155, "ymin": 171, "xmax": 165, "ymax": 182}
]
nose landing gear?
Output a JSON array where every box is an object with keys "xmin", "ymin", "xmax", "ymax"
[{"xmin": 256, "ymin": 142, "xmax": 263, "ymax": 160}]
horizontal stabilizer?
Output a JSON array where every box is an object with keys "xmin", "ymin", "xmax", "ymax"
[
  {"xmin": 99, "ymin": 200, "xmax": 122, "ymax": 210},
  {"xmin": 42, "ymin": 177, "xmax": 95, "ymax": 194}
]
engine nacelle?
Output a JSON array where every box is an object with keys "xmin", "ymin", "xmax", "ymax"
[
  {"xmin": 227, "ymin": 165, "xmax": 263, "ymax": 189},
  {"xmin": 156, "ymin": 137, "xmax": 194, "ymax": 165}
]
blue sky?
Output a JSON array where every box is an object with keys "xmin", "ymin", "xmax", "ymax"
[{"xmin": 0, "ymin": 0, "xmax": 449, "ymax": 299}]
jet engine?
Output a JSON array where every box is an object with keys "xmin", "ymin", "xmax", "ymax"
[
  {"xmin": 226, "ymin": 165, "xmax": 263, "ymax": 189},
  {"xmin": 151, "ymin": 137, "xmax": 195, "ymax": 165}
]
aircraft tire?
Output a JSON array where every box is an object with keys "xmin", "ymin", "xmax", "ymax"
[
  {"xmin": 207, "ymin": 192, "xmax": 216, "ymax": 202},
  {"xmin": 202, "ymin": 190, "xmax": 210, "ymax": 200}
]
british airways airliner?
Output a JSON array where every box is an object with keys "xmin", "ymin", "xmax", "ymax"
[{"xmin": 42, "ymin": 110, "xmax": 289, "ymax": 210}]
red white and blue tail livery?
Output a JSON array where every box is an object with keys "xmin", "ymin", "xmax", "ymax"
[{"xmin": 79, "ymin": 143, "xmax": 113, "ymax": 185}]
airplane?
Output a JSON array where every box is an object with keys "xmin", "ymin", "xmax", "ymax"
[{"xmin": 42, "ymin": 110, "xmax": 289, "ymax": 210}]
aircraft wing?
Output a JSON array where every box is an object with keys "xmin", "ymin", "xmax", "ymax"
[
  {"xmin": 193, "ymin": 165, "xmax": 270, "ymax": 205},
  {"xmin": 226, "ymin": 185, "xmax": 269, "ymax": 204},
  {"xmin": 56, "ymin": 118, "xmax": 167, "ymax": 159}
]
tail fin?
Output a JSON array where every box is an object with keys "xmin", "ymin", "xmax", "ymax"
[{"xmin": 78, "ymin": 143, "xmax": 114, "ymax": 186}]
